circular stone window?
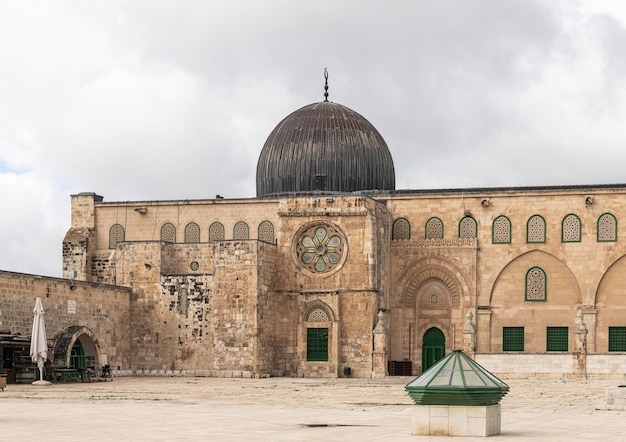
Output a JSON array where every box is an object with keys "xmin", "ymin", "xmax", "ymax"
[
  {"xmin": 294, "ymin": 223, "xmax": 347, "ymax": 276},
  {"xmin": 190, "ymin": 261, "xmax": 199, "ymax": 271}
]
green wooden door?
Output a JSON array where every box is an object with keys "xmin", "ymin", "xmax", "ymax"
[
  {"xmin": 422, "ymin": 327, "xmax": 445, "ymax": 372},
  {"xmin": 306, "ymin": 328, "xmax": 328, "ymax": 361},
  {"xmin": 70, "ymin": 340, "xmax": 85, "ymax": 369}
]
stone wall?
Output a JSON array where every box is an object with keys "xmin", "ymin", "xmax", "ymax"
[{"xmin": 0, "ymin": 270, "xmax": 131, "ymax": 369}]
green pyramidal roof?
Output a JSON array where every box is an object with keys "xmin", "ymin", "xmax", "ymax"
[{"xmin": 405, "ymin": 350, "xmax": 509, "ymax": 406}]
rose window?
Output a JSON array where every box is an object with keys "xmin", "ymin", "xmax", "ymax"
[{"xmin": 296, "ymin": 224, "xmax": 345, "ymax": 274}]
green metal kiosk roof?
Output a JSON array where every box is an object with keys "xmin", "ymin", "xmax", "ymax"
[{"xmin": 405, "ymin": 350, "xmax": 509, "ymax": 406}]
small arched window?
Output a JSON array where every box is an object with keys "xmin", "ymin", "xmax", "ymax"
[
  {"xmin": 561, "ymin": 214, "xmax": 581, "ymax": 242},
  {"xmin": 258, "ymin": 220, "xmax": 274, "ymax": 243},
  {"xmin": 209, "ymin": 222, "xmax": 225, "ymax": 242},
  {"xmin": 233, "ymin": 221, "xmax": 249, "ymax": 240},
  {"xmin": 392, "ymin": 218, "xmax": 410, "ymax": 240},
  {"xmin": 525, "ymin": 267, "xmax": 546, "ymax": 301},
  {"xmin": 527, "ymin": 215, "xmax": 546, "ymax": 243},
  {"xmin": 161, "ymin": 223, "xmax": 176, "ymax": 243},
  {"xmin": 598, "ymin": 213, "xmax": 617, "ymax": 242},
  {"xmin": 458, "ymin": 216, "xmax": 477, "ymax": 239},
  {"xmin": 185, "ymin": 222, "xmax": 200, "ymax": 243},
  {"xmin": 425, "ymin": 217, "xmax": 444, "ymax": 239},
  {"xmin": 492, "ymin": 215, "xmax": 511, "ymax": 244},
  {"xmin": 109, "ymin": 224, "xmax": 125, "ymax": 249}
]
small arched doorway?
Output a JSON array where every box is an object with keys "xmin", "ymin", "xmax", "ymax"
[
  {"xmin": 53, "ymin": 326, "xmax": 100, "ymax": 370},
  {"xmin": 422, "ymin": 327, "xmax": 445, "ymax": 372}
]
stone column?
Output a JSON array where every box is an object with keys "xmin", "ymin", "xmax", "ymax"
[
  {"xmin": 462, "ymin": 311, "xmax": 476, "ymax": 357},
  {"xmin": 372, "ymin": 311, "xmax": 388, "ymax": 378},
  {"xmin": 573, "ymin": 309, "xmax": 588, "ymax": 378}
]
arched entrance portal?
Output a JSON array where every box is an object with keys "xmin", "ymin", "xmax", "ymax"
[
  {"xmin": 53, "ymin": 326, "xmax": 100, "ymax": 370},
  {"xmin": 422, "ymin": 327, "xmax": 445, "ymax": 371}
]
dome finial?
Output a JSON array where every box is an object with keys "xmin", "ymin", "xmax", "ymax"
[{"xmin": 323, "ymin": 68, "xmax": 329, "ymax": 102}]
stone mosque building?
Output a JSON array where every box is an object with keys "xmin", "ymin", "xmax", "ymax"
[{"xmin": 3, "ymin": 78, "xmax": 626, "ymax": 380}]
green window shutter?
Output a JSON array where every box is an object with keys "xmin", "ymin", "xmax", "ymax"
[
  {"xmin": 609, "ymin": 327, "xmax": 626, "ymax": 352},
  {"xmin": 503, "ymin": 327, "xmax": 524, "ymax": 352},
  {"xmin": 546, "ymin": 327, "xmax": 568, "ymax": 352},
  {"xmin": 306, "ymin": 328, "xmax": 328, "ymax": 361}
]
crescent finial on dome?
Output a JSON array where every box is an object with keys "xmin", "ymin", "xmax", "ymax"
[{"xmin": 323, "ymin": 68, "xmax": 329, "ymax": 102}]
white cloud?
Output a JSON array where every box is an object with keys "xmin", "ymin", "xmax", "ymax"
[{"xmin": 3, "ymin": 0, "xmax": 626, "ymax": 275}]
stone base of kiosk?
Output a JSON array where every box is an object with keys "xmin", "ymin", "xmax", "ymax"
[{"xmin": 411, "ymin": 404, "xmax": 501, "ymax": 437}]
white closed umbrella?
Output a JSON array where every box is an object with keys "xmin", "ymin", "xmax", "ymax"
[{"xmin": 29, "ymin": 297, "xmax": 51, "ymax": 385}]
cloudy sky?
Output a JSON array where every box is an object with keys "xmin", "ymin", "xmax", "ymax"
[{"xmin": 3, "ymin": 0, "xmax": 626, "ymax": 277}]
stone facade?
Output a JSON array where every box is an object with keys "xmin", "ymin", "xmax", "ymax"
[
  {"xmin": 5, "ymin": 181, "xmax": 626, "ymax": 379},
  {"xmin": 0, "ymin": 270, "xmax": 130, "ymax": 369}
]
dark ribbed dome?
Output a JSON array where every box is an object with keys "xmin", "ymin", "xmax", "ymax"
[{"xmin": 256, "ymin": 101, "xmax": 395, "ymax": 196}]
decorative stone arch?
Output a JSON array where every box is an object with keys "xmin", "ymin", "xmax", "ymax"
[
  {"xmin": 403, "ymin": 265, "xmax": 462, "ymax": 309},
  {"xmin": 302, "ymin": 300, "xmax": 336, "ymax": 322},
  {"xmin": 52, "ymin": 325, "xmax": 100, "ymax": 369},
  {"xmin": 488, "ymin": 249, "xmax": 581, "ymax": 306}
]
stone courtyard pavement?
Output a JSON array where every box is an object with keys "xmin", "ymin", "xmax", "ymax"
[{"xmin": 1, "ymin": 376, "xmax": 625, "ymax": 441}]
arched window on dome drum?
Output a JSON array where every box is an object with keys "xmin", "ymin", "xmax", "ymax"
[
  {"xmin": 598, "ymin": 213, "xmax": 617, "ymax": 242},
  {"xmin": 209, "ymin": 222, "xmax": 225, "ymax": 242},
  {"xmin": 458, "ymin": 216, "xmax": 477, "ymax": 239},
  {"xmin": 492, "ymin": 215, "xmax": 511, "ymax": 244},
  {"xmin": 527, "ymin": 215, "xmax": 546, "ymax": 243},
  {"xmin": 109, "ymin": 224, "xmax": 125, "ymax": 249},
  {"xmin": 425, "ymin": 217, "xmax": 444, "ymax": 239},
  {"xmin": 258, "ymin": 220, "xmax": 274, "ymax": 243},
  {"xmin": 525, "ymin": 267, "xmax": 546, "ymax": 301},
  {"xmin": 562, "ymin": 214, "xmax": 581, "ymax": 242},
  {"xmin": 160, "ymin": 223, "xmax": 176, "ymax": 243},
  {"xmin": 233, "ymin": 221, "xmax": 249, "ymax": 240},
  {"xmin": 184, "ymin": 222, "xmax": 200, "ymax": 243},
  {"xmin": 392, "ymin": 218, "xmax": 410, "ymax": 240}
]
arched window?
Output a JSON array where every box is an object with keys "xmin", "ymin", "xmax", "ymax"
[
  {"xmin": 233, "ymin": 221, "xmax": 249, "ymax": 240},
  {"xmin": 109, "ymin": 224, "xmax": 125, "ymax": 249},
  {"xmin": 458, "ymin": 216, "xmax": 477, "ymax": 239},
  {"xmin": 425, "ymin": 217, "xmax": 444, "ymax": 239},
  {"xmin": 184, "ymin": 222, "xmax": 200, "ymax": 243},
  {"xmin": 525, "ymin": 266, "xmax": 546, "ymax": 301},
  {"xmin": 492, "ymin": 215, "xmax": 511, "ymax": 244},
  {"xmin": 258, "ymin": 220, "xmax": 274, "ymax": 243},
  {"xmin": 160, "ymin": 223, "xmax": 176, "ymax": 243},
  {"xmin": 392, "ymin": 218, "xmax": 410, "ymax": 240},
  {"xmin": 562, "ymin": 214, "xmax": 581, "ymax": 242},
  {"xmin": 527, "ymin": 215, "xmax": 546, "ymax": 243},
  {"xmin": 598, "ymin": 213, "xmax": 617, "ymax": 242},
  {"xmin": 209, "ymin": 222, "xmax": 225, "ymax": 242},
  {"xmin": 307, "ymin": 308, "xmax": 330, "ymax": 322}
]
